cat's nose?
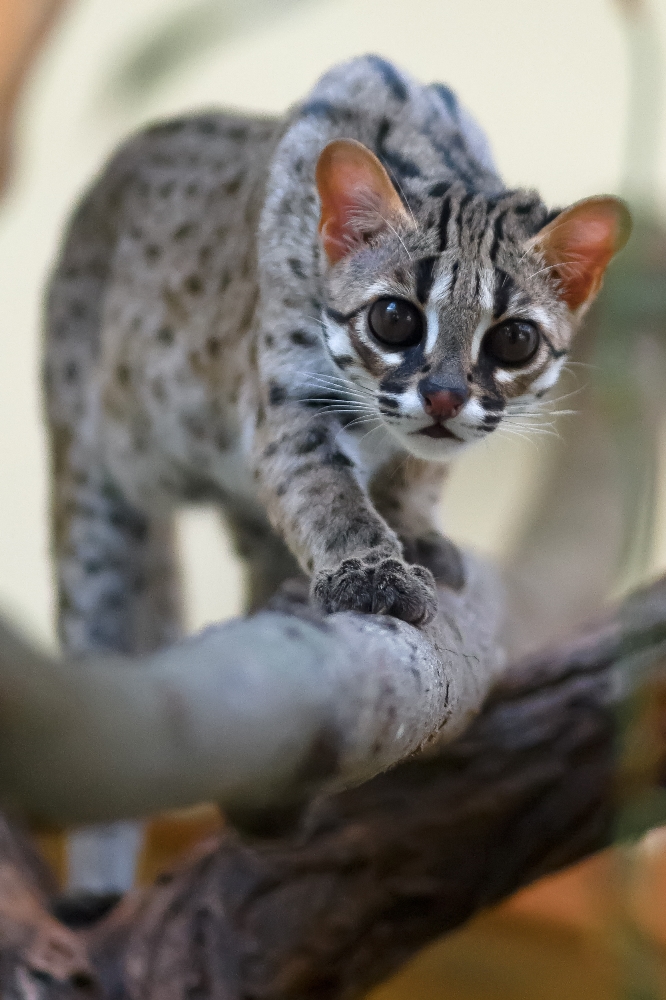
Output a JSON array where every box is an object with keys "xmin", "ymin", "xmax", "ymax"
[{"xmin": 419, "ymin": 381, "xmax": 468, "ymax": 420}]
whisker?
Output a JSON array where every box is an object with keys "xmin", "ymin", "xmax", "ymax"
[{"xmin": 301, "ymin": 372, "xmax": 376, "ymax": 400}]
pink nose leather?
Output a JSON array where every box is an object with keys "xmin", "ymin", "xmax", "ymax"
[{"xmin": 422, "ymin": 389, "xmax": 466, "ymax": 420}]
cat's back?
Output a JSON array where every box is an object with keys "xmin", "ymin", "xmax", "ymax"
[{"xmin": 45, "ymin": 110, "xmax": 281, "ymax": 427}]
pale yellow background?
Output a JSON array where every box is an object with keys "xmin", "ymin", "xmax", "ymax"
[{"xmin": 1, "ymin": 0, "xmax": 666, "ymax": 648}]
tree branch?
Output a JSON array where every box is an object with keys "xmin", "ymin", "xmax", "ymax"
[
  {"xmin": 79, "ymin": 574, "xmax": 666, "ymax": 1000},
  {"xmin": 0, "ymin": 552, "xmax": 504, "ymax": 826}
]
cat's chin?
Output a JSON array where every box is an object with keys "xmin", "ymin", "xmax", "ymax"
[{"xmin": 386, "ymin": 425, "xmax": 469, "ymax": 463}]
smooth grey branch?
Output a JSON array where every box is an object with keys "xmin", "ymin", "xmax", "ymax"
[{"xmin": 0, "ymin": 552, "xmax": 504, "ymax": 826}]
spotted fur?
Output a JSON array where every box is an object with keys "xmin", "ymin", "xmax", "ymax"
[{"xmin": 44, "ymin": 56, "xmax": 621, "ymax": 642}]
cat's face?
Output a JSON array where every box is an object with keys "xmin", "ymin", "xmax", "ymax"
[{"xmin": 316, "ymin": 140, "xmax": 631, "ymax": 461}]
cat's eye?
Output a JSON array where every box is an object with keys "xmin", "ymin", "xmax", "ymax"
[
  {"xmin": 483, "ymin": 320, "xmax": 540, "ymax": 367},
  {"xmin": 368, "ymin": 298, "xmax": 424, "ymax": 349}
]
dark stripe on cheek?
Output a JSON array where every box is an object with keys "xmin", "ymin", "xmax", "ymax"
[
  {"xmin": 333, "ymin": 354, "xmax": 355, "ymax": 369},
  {"xmin": 268, "ymin": 382, "xmax": 288, "ymax": 405},
  {"xmin": 378, "ymin": 394, "xmax": 399, "ymax": 409},
  {"xmin": 545, "ymin": 339, "xmax": 568, "ymax": 359},
  {"xmin": 493, "ymin": 268, "xmax": 515, "ymax": 318},
  {"xmin": 349, "ymin": 326, "xmax": 386, "ymax": 377},
  {"xmin": 290, "ymin": 329, "xmax": 318, "ymax": 347},
  {"xmin": 379, "ymin": 345, "xmax": 426, "ymax": 394},
  {"xmin": 414, "ymin": 256, "xmax": 438, "ymax": 304}
]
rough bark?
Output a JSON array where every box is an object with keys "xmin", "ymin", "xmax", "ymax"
[
  {"xmin": 2, "ymin": 574, "xmax": 666, "ymax": 999},
  {"xmin": 0, "ymin": 814, "xmax": 95, "ymax": 999}
]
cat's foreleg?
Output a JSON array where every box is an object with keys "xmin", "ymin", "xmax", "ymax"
[
  {"xmin": 371, "ymin": 456, "xmax": 465, "ymax": 592},
  {"xmin": 252, "ymin": 405, "xmax": 438, "ymax": 624}
]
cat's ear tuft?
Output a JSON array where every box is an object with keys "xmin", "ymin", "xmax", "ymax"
[
  {"xmin": 528, "ymin": 196, "xmax": 632, "ymax": 312},
  {"xmin": 316, "ymin": 139, "xmax": 410, "ymax": 265}
]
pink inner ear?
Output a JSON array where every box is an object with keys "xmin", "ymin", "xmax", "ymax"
[
  {"xmin": 316, "ymin": 139, "xmax": 407, "ymax": 265},
  {"xmin": 537, "ymin": 197, "xmax": 631, "ymax": 311},
  {"xmin": 318, "ymin": 167, "xmax": 376, "ymax": 264}
]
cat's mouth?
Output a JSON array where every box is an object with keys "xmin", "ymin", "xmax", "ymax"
[{"xmin": 416, "ymin": 423, "xmax": 462, "ymax": 441}]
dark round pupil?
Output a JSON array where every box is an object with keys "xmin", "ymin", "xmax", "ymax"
[
  {"xmin": 485, "ymin": 321, "xmax": 539, "ymax": 366},
  {"xmin": 368, "ymin": 298, "xmax": 423, "ymax": 348}
]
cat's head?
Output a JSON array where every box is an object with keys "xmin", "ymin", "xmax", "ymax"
[{"xmin": 315, "ymin": 138, "xmax": 631, "ymax": 460}]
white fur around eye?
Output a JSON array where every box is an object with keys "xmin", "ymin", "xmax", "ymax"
[
  {"xmin": 494, "ymin": 367, "xmax": 520, "ymax": 384},
  {"xmin": 531, "ymin": 356, "xmax": 565, "ymax": 393},
  {"xmin": 323, "ymin": 313, "xmax": 352, "ymax": 356},
  {"xmin": 526, "ymin": 305, "xmax": 559, "ymax": 338}
]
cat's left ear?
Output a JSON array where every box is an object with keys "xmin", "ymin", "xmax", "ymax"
[
  {"xmin": 528, "ymin": 196, "xmax": 632, "ymax": 312},
  {"xmin": 316, "ymin": 138, "xmax": 411, "ymax": 265}
]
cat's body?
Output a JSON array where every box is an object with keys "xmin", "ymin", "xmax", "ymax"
[{"xmin": 45, "ymin": 55, "xmax": 629, "ymax": 655}]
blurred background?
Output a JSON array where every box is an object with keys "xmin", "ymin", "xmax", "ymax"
[{"xmin": 1, "ymin": 0, "xmax": 666, "ymax": 996}]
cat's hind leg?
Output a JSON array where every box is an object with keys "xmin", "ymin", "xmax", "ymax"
[
  {"xmin": 51, "ymin": 447, "xmax": 181, "ymax": 656},
  {"xmin": 44, "ymin": 173, "xmax": 182, "ymax": 893},
  {"xmin": 49, "ymin": 425, "xmax": 182, "ymax": 893}
]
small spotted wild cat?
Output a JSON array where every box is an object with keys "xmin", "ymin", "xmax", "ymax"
[{"xmin": 45, "ymin": 55, "xmax": 630, "ymax": 651}]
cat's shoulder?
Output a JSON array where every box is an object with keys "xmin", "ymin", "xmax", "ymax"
[{"xmin": 274, "ymin": 55, "xmax": 497, "ymax": 180}]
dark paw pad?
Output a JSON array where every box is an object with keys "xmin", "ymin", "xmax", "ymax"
[
  {"xmin": 402, "ymin": 532, "xmax": 465, "ymax": 590},
  {"xmin": 312, "ymin": 556, "xmax": 437, "ymax": 625}
]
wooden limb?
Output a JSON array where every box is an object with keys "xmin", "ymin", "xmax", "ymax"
[
  {"xmin": 0, "ymin": 552, "xmax": 503, "ymax": 827},
  {"xmin": 0, "ymin": 814, "xmax": 94, "ymax": 997},
  {"xmin": 80, "ymin": 574, "xmax": 666, "ymax": 1000}
]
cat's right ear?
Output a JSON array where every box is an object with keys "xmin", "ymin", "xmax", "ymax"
[
  {"xmin": 316, "ymin": 139, "xmax": 410, "ymax": 265},
  {"xmin": 527, "ymin": 196, "xmax": 632, "ymax": 313}
]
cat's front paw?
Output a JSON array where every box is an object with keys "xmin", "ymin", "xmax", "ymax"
[{"xmin": 312, "ymin": 556, "xmax": 437, "ymax": 625}]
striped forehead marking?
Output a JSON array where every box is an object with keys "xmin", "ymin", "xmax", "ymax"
[
  {"xmin": 428, "ymin": 266, "xmax": 454, "ymax": 304},
  {"xmin": 493, "ymin": 269, "xmax": 516, "ymax": 318},
  {"xmin": 470, "ymin": 310, "xmax": 493, "ymax": 364},
  {"xmin": 478, "ymin": 269, "xmax": 495, "ymax": 312},
  {"xmin": 425, "ymin": 305, "xmax": 440, "ymax": 354}
]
